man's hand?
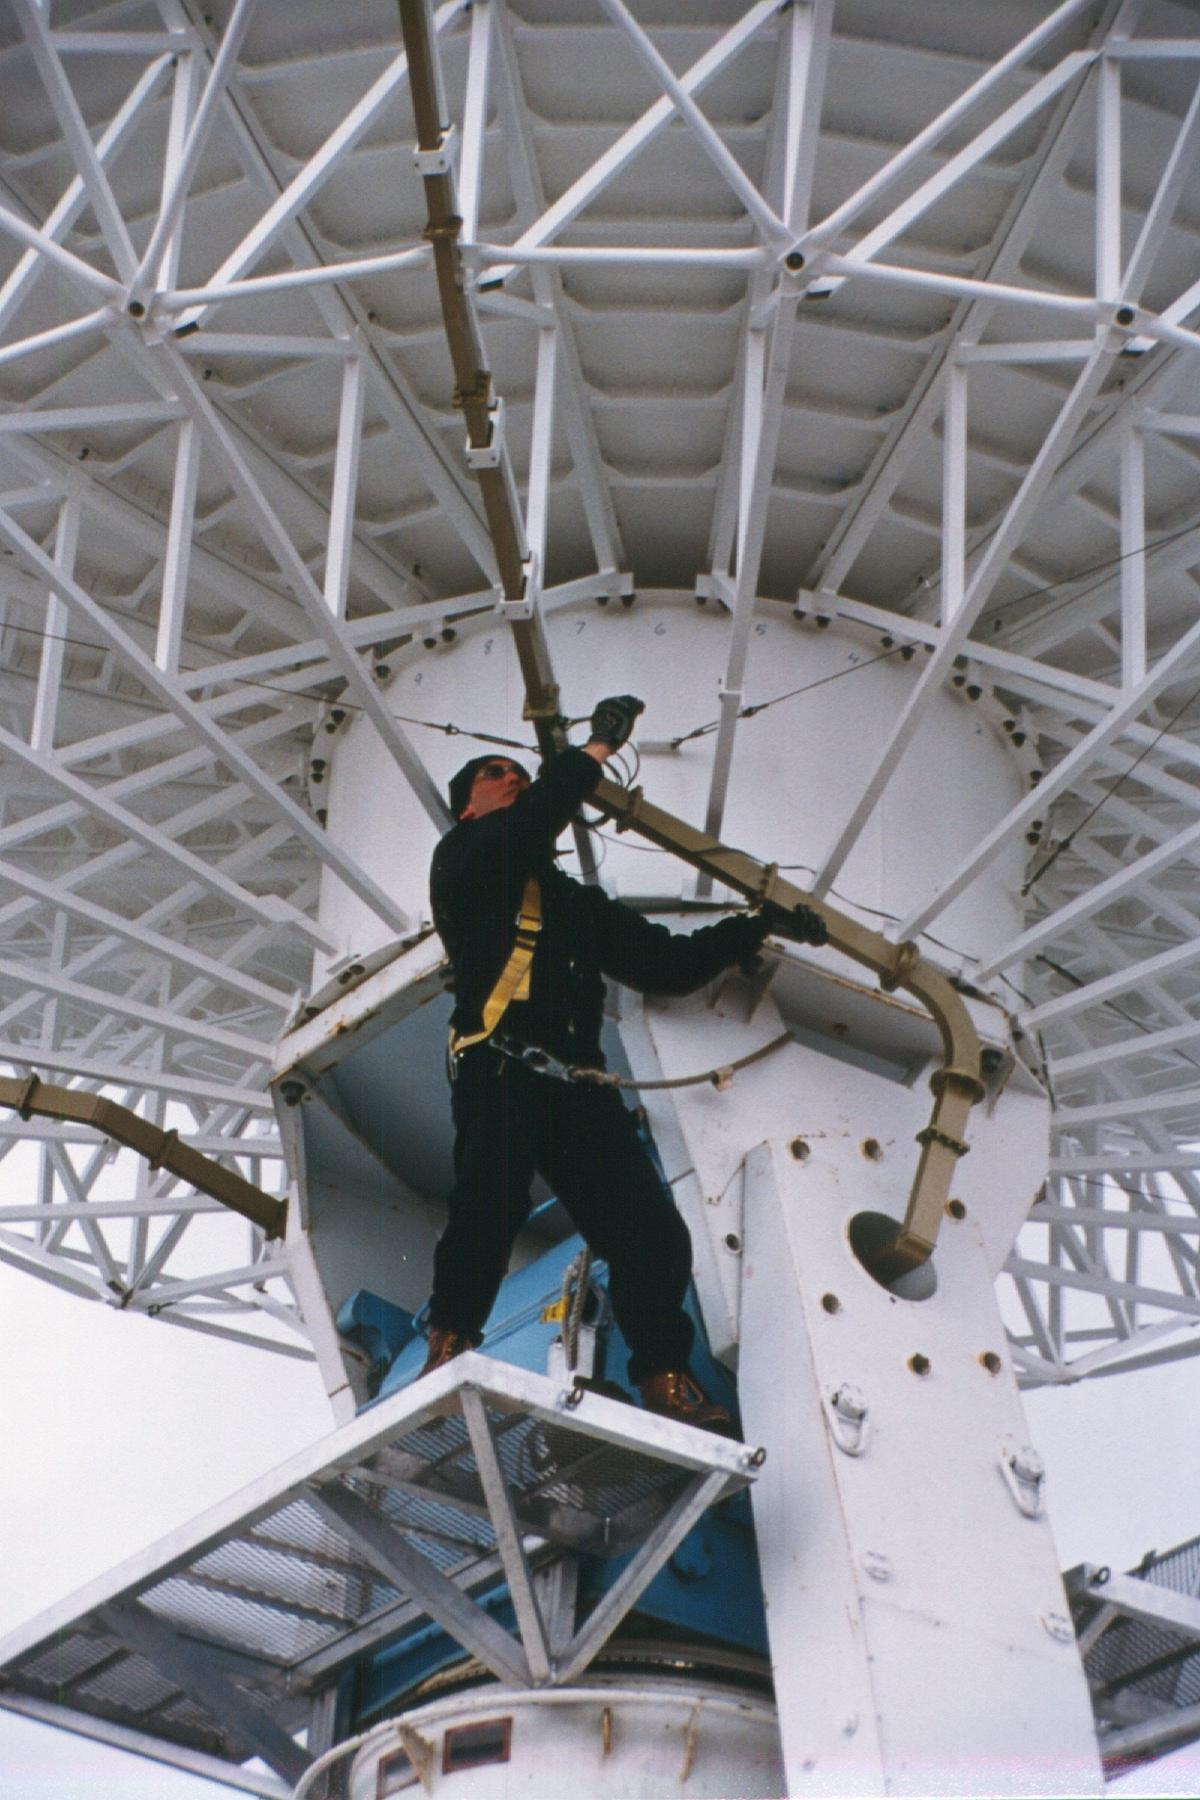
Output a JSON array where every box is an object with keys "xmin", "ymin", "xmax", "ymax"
[
  {"xmin": 762, "ymin": 899, "xmax": 830, "ymax": 947},
  {"xmin": 589, "ymin": 693, "xmax": 645, "ymax": 751}
]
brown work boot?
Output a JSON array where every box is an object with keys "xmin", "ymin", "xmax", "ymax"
[
  {"xmin": 420, "ymin": 1325, "xmax": 481, "ymax": 1378},
  {"xmin": 637, "ymin": 1370, "xmax": 737, "ymax": 1438}
]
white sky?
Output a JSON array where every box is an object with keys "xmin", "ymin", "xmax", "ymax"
[{"xmin": 2, "ymin": 1261, "xmax": 1200, "ymax": 1797}]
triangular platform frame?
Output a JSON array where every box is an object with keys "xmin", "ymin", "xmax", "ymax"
[{"xmin": 0, "ymin": 1356, "xmax": 760, "ymax": 1791}]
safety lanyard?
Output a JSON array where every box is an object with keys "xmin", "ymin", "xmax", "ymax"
[{"xmin": 449, "ymin": 876, "xmax": 542, "ymax": 1056}]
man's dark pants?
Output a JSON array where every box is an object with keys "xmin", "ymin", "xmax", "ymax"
[{"xmin": 431, "ymin": 1046, "xmax": 695, "ymax": 1382}]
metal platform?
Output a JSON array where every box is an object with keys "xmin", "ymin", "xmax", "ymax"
[
  {"xmin": 0, "ymin": 1356, "xmax": 758, "ymax": 1795},
  {"xmin": 1069, "ymin": 1538, "xmax": 1200, "ymax": 1778}
]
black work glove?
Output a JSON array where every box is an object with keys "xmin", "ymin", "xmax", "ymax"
[
  {"xmin": 761, "ymin": 899, "xmax": 830, "ymax": 948},
  {"xmin": 589, "ymin": 693, "xmax": 645, "ymax": 750}
]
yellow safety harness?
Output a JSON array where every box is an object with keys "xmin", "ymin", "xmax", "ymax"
[{"xmin": 449, "ymin": 876, "xmax": 542, "ymax": 1056}]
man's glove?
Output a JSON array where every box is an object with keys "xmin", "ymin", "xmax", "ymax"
[
  {"xmin": 589, "ymin": 693, "xmax": 645, "ymax": 750},
  {"xmin": 761, "ymin": 899, "xmax": 829, "ymax": 947}
]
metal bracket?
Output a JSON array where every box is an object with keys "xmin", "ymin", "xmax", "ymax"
[
  {"xmin": 828, "ymin": 1384, "xmax": 869, "ymax": 1456},
  {"xmin": 412, "ymin": 121, "xmax": 458, "ymax": 178},
  {"xmin": 465, "ymin": 397, "xmax": 507, "ymax": 471},
  {"xmin": 914, "ymin": 1122, "xmax": 970, "ymax": 1158},
  {"xmin": 1000, "ymin": 1441, "xmax": 1045, "ymax": 1517}
]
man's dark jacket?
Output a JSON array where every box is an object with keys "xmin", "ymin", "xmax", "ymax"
[{"xmin": 430, "ymin": 748, "xmax": 769, "ymax": 1065}]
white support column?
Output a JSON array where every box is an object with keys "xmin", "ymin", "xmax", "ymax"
[
  {"xmin": 814, "ymin": 339, "xmax": 1119, "ymax": 900},
  {"xmin": 738, "ymin": 1138, "xmax": 1101, "ymax": 1797},
  {"xmin": 1096, "ymin": 52, "xmax": 1123, "ymax": 301},
  {"xmin": 941, "ymin": 364, "xmax": 968, "ymax": 627},
  {"xmin": 30, "ymin": 494, "xmax": 79, "ymax": 754},
  {"xmin": 323, "ymin": 356, "xmax": 367, "ymax": 623},
  {"xmin": 0, "ymin": 53, "xmax": 170, "ymax": 335},
  {"xmin": 1119, "ymin": 422, "xmax": 1147, "ymax": 691},
  {"xmin": 14, "ymin": 0, "xmax": 138, "ymax": 282},
  {"xmin": 458, "ymin": 0, "xmax": 493, "ymax": 246},
  {"xmin": 155, "ymin": 421, "xmax": 200, "ymax": 676},
  {"xmin": 481, "ymin": 0, "xmax": 786, "ymax": 290},
  {"xmin": 132, "ymin": 0, "xmax": 258, "ymax": 292},
  {"xmin": 487, "ymin": 4, "xmax": 624, "ymax": 578},
  {"xmin": 897, "ymin": 605, "xmax": 1200, "ymax": 939},
  {"xmin": 525, "ymin": 327, "xmax": 558, "ymax": 580},
  {"xmin": 150, "ymin": 41, "xmax": 202, "ymax": 296},
  {"xmin": 593, "ymin": 0, "xmax": 791, "ymax": 248}
]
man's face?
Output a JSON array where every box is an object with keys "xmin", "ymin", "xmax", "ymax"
[{"xmin": 461, "ymin": 759, "xmax": 531, "ymax": 820}]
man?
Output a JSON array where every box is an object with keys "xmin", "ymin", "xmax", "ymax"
[{"xmin": 424, "ymin": 694, "xmax": 827, "ymax": 1432}]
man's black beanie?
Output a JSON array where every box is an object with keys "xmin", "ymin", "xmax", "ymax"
[{"xmin": 448, "ymin": 753, "xmax": 530, "ymax": 819}]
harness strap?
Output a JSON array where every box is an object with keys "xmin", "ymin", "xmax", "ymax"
[{"xmin": 449, "ymin": 876, "xmax": 542, "ymax": 1056}]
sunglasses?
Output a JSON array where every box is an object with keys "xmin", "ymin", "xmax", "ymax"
[{"xmin": 475, "ymin": 761, "xmax": 529, "ymax": 783}]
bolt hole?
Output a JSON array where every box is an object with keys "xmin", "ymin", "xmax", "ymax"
[
  {"xmin": 908, "ymin": 1353, "xmax": 931, "ymax": 1376},
  {"xmin": 821, "ymin": 1292, "xmax": 841, "ymax": 1315},
  {"xmin": 980, "ymin": 1351, "xmax": 1002, "ymax": 1375},
  {"xmin": 947, "ymin": 1199, "xmax": 966, "ymax": 1220},
  {"xmin": 847, "ymin": 1211, "xmax": 938, "ymax": 1302},
  {"xmin": 789, "ymin": 1137, "xmax": 810, "ymax": 1161},
  {"xmin": 861, "ymin": 1138, "xmax": 883, "ymax": 1162},
  {"xmin": 724, "ymin": 1232, "xmax": 741, "ymax": 1253}
]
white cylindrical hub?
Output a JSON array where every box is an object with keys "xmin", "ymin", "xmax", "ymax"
[
  {"xmin": 346, "ymin": 1679, "xmax": 783, "ymax": 1800},
  {"xmin": 315, "ymin": 593, "xmax": 1029, "ymax": 974}
]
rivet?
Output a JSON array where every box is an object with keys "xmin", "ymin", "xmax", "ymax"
[
  {"xmin": 821, "ymin": 1293, "xmax": 841, "ymax": 1315},
  {"xmin": 789, "ymin": 1137, "xmax": 810, "ymax": 1161},
  {"xmin": 947, "ymin": 1198, "xmax": 966, "ymax": 1220},
  {"xmin": 861, "ymin": 1137, "xmax": 883, "ymax": 1162},
  {"xmin": 908, "ymin": 1353, "xmax": 931, "ymax": 1376},
  {"xmin": 980, "ymin": 1351, "xmax": 1002, "ymax": 1375}
]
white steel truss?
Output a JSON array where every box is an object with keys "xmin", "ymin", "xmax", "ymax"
[{"xmin": 0, "ymin": 1, "xmax": 1199, "ymax": 1381}]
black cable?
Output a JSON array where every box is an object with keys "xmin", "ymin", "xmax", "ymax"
[
  {"xmin": 665, "ymin": 520, "xmax": 1200, "ymax": 749},
  {"xmin": 670, "ymin": 645, "xmax": 909, "ymax": 747},
  {"xmin": 1021, "ymin": 670, "xmax": 1200, "ymax": 896}
]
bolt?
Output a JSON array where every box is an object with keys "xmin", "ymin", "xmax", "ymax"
[
  {"xmin": 441, "ymin": 627, "xmax": 457, "ymax": 642},
  {"xmin": 980, "ymin": 1351, "xmax": 1002, "ymax": 1375},
  {"xmin": 947, "ymin": 1198, "xmax": 966, "ymax": 1220},
  {"xmin": 1115, "ymin": 304, "xmax": 1136, "ymax": 327},
  {"xmin": 861, "ymin": 1137, "xmax": 883, "ymax": 1161},
  {"xmin": 785, "ymin": 249, "xmax": 805, "ymax": 271},
  {"xmin": 423, "ymin": 636, "xmax": 437, "ymax": 649},
  {"xmin": 724, "ymin": 1232, "xmax": 742, "ymax": 1253},
  {"xmin": 789, "ymin": 1136, "xmax": 810, "ymax": 1161},
  {"xmin": 280, "ymin": 1080, "xmax": 305, "ymax": 1107},
  {"xmin": 375, "ymin": 664, "xmax": 390, "ymax": 681},
  {"xmin": 127, "ymin": 298, "xmax": 146, "ymax": 319},
  {"xmin": 815, "ymin": 615, "xmax": 830, "ymax": 628},
  {"xmin": 966, "ymin": 683, "xmax": 982, "ymax": 700},
  {"xmin": 596, "ymin": 594, "xmax": 610, "ymax": 607},
  {"xmin": 908, "ymin": 1353, "xmax": 931, "ymax": 1376},
  {"xmin": 620, "ymin": 592, "xmax": 636, "ymax": 608},
  {"xmin": 980, "ymin": 1046, "xmax": 1005, "ymax": 1074},
  {"xmin": 821, "ymin": 1292, "xmax": 841, "ymax": 1315}
]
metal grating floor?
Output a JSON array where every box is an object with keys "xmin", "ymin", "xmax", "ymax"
[
  {"xmin": 0, "ymin": 1356, "xmax": 757, "ymax": 1792},
  {"xmin": 1070, "ymin": 1534, "xmax": 1200, "ymax": 1776}
]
